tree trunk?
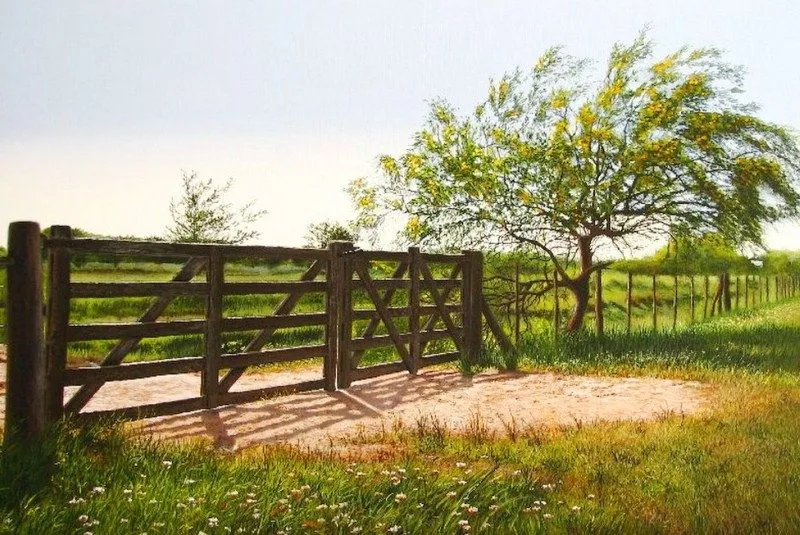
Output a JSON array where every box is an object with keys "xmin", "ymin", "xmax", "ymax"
[
  {"xmin": 565, "ymin": 275, "xmax": 591, "ymax": 332},
  {"xmin": 563, "ymin": 236, "xmax": 593, "ymax": 332}
]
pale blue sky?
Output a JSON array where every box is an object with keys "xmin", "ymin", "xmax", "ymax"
[{"xmin": 1, "ymin": 1, "xmax": 799, "ymax": 251}]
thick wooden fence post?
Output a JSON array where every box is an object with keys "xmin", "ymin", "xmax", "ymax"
[
  {"xmin": 202, "ymin": 249, "xmax": 223, "ymax": 409},
  {"xmin": 5, "ymin": 222, "xmax": 46, "ymax": 442},
  {"xmin": 335, "ymin": 242, "xmax": 355, "ymax": 389},
  {"xmin": 735, "ymin": 276, "xmax": 740, "ymax": 310},
  {"xmin": 626, "ymin": 272, "xmax": 633, "ymax": 333},
  {"xmin": 652, "ymin": 274, "xmax": 658, "ymax": 330},
  {"xmin": 462, "ymin": 250, "xmax": 484, "ymax": 363},
  {"xmin": 325, "ymin": 242, "xmax": 343, "ymax": 390},
  {"xmin": 594, "ymin": 269, "xmax": 604, "ymax": 336},
  {"xmin": 672, "ymin": 274, "xmax": 679, "ymax": 331},
  {"xmin": 45, "ymin": 226, "xmax": 72, "ymax": 421},
  {"xmin": 553, "ymin": 269, "xmax": 560, "ymax": 337},
  {"xmin": 408, "ymin": 246, "xmax": 421, "ymax": 375},
  {"xmin": 690, "ymin": 275, "xmax": 696, "ymax": 323}
]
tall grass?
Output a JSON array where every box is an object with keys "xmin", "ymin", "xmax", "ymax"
[{"xmin": 1, "ymin": 297, "xmax": 800, "ymax": 532}]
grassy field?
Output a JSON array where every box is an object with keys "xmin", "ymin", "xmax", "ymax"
[{"xmin": 1, "ymin": 298, "xmax": 799, "ymax": 533}]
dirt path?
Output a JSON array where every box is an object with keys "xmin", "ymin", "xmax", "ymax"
[{"xmin": 0, "ymin": 345, "xmax": 708, "ymax": 451}]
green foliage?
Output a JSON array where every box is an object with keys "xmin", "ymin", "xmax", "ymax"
[
  {"xmin": 761, "ymin": 250, "xmax": 800, "ymax": 275},
  {"xmin": 304, "ymin": 220, "xmax": 358, "ymax": 248},
  {"xmin": 353, "ymin": 31, "xmax": 800, "ymax": 329},
  {"xmin": 613, "ymin": 233, "xmax": 754, "ymax": 275},
  {"xmin": 166, "ymin": 170, "xmax": 266, "ymax": 244}
]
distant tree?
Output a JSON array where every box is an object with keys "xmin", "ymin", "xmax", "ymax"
[
  {"xmin": 352, "ymin": 32, "xmax": 800, "ymax": 331},
  {"xmin": 166, "ymin": 171, "xmax": 266, "ymax": 244},
  {"xmin": 304, "ymin": 220, "xmax": 358, "ymax": 248}
]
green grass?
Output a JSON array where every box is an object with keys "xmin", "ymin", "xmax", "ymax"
[{"xmin": 2, "ymin": 299, "xmax": 800, "ymax": 533}]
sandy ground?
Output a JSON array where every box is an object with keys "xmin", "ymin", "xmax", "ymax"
[{"xmin": 0, "ymin": 345, "xmax": 708, "ymax": 451}]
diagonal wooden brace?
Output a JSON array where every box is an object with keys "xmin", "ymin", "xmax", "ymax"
[
  {"xmin": 65, "ymin": 256, "xmax": 208, "ymax": 414},
  {"xmin": 217, "ymin": 259, "xmax": 324, "ymax": 393}
]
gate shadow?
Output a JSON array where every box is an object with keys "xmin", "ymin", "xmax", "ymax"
[{"xmin": 133, "ymin": 369, "xmax": 485, "ymax": 448}]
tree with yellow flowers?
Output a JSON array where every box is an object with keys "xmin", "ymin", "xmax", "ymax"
[{"xmin": 352, "ymin": 33, "xmax": 800, "ymax": 331}]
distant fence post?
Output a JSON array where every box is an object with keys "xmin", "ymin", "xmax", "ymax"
[
  {"xmin": 5, "ymin": 222, "xmax": 46, "ymax": 443},
  {"xmin": 735, "ymin": 276, "xmax": 740, "ymax": 310},
  {"xmin": 744, "ymin": 275, "xmax": 749, "ymax": 308},
  {"xmin": 690, "ymin": 275, "xmax": 696, "ymax": 323},
  {"xmin": 462, "ymin": 250, "xmax": 484, "ymax": 363},
  {"xmin": 626, "ymin": 272, "xmax": 633, "ymax": 333},
  {"xmin": 594, "ymin": 269, "xmax": 604, "ymax": 336},
  {"xmin": 651, "ymin": 274, "xmax": 657, "ymax": 330},
  {"xmin": 765, "ymin": 276, "xmax": 771, "ymax": 303},
  {"xmin": 45, "ymin": 226, "xmax": 72, "ymax": 421},
  {"xmin": 672, "ymin": 274, "xmax": 678, "ymax": 331},
  {"xmin": 553, "ymin": 268, "xmax": 560, "ymax": 338}
]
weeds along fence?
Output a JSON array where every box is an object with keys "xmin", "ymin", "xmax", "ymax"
[
  {"xmin": 485, "ymin": 261, "xmax": 800, "ymax": 341},
  {"xmin": 3, "ymin": 222, "xmax": 512, "ymax": 441}
]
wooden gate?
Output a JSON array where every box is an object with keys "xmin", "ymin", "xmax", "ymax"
[
  {"xmin": 44, "ymin": 226, "xmax": 335, "ymax": 421},
  {"xmin": 3, "ymin": 222, "xmax": 500, "ymax": 439},
  {"xmin": 335, "ymin": 247, "xmax": 483, "ymax": 388}
]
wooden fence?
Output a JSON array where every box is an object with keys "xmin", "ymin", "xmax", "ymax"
[
  {"xmin": 494, "ymin": 263, "xmax": 799, "ymax": 339},
  {"xmin": 3, "ymin": 222, "xmax": 510, "ymax": 441}
]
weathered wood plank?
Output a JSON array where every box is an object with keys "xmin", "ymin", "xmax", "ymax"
[
  {"xmin": 420, "ymin": 253, "xmax": 465, "ymax": 263},
  {"xmin": 221, "ymin": 313, "xmax": 327, "ymax": 332},
  {"xmin": 63, "ymin": 357, "xmax": 205, "ymax": 385},
  {"xmin": 480, "ymin": 295, "xmax": 514, "ymax": 353},
  {"xmin": 350, "ymin": 361, "xmax": 406, "ymax": 382},
  {"xmin": 71, "ymin": 282, "xmax": 208, "ymax": 298},
  {"xmin": 222, "ymin": 281, "xmax": 327, "ymax": 295},
  {"xmin": 203, "ymin": 250, "xmax": 223, "ymax": 409},
  {"xmin": 358, "ymin": 250, "xmax": 410, "ymax": 262},
  {"xmin": 349, "ymin": 329, "xmax": 454, "ymax": 351},
  {"xmin": 351, "ymin": 304, "xmax": 461, "ymax": 321},
  {"xmin": 48, "ymin": 238, "xmax": 331, "ymax": 261},
  {"xmin": 67, "ymin": 319, "xmax": 206, "ymax": 341},
  {"xmin": 218, "ymin": 245, "xmax": 330, "ymax": 261},
  {"xmin": 350, "ymin": 279, "xmax": 460, "ymax": 291},
  {"xmin": 220, "ymin": 344, "xmax": 327, "ymax": 369},
  {"xmin": 337, "ymin": 256, "xmax": 355, "ymax": 388},
  {"xmin": 5, "ymin": 221, "xmax": 46, "ymax": 441},
  {"xmin": 594, "ymin": 268, "xmax": 604, "ymax": 336},
  {"xmin": 409, "ymin": 247, "xmax": 421, "ymax": 375},
  {"xmin": 45, "ymin": 226, "xmax": 72, "ymax": 421}
]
